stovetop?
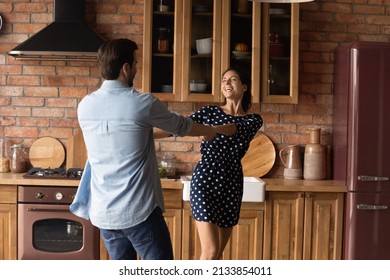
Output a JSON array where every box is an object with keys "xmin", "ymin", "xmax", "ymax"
[{"xmin": 22, "ymin": 168, "xmax": 83, "ymax": 180}]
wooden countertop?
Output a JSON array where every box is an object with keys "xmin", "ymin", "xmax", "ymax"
[
  {"xmin": 263, "ymin": 178, "xmax": 347, "ymax": 193},
  {"xmin": 0, "ymin": 172, "xmax": 80, "ymax": 187},
  {"xmin": 0, "ymin": 173, "xmax": 184, "ymax": 189},
  {"xmin": 0, "ymin": 173, "xmax": 346, "ymax": 192}
]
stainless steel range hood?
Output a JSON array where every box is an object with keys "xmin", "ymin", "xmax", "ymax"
[{"xmin": 7, "ymin": 0, "xmax": 105, "ymax": 61}]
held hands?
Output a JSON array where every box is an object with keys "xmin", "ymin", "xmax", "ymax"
[{"xmin": 201, "ymin": 123, "xmax": 237, "ymax": 141}]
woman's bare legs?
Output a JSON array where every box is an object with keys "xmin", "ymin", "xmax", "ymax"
[{"xmin": 196, "ymin": 221, "xmax": 233, "ymax": 260}]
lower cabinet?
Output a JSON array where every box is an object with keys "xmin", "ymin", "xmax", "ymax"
[
  {"xmin": 263, "ymin": 191, "xmax": 344, "ymax": 260},
  {"xmin": 98, "ymin": 180, "xmax": 345, "ymax": 260},
  {"xmin": 0, "ymin": 185, "xmax": 17, "ymax": 260},
  {"xmin": 163, "ymin": 208, "xmax": 182, "ymax": 260},
  {"xmin": 181, "ymin": 202, "xmax": 264, "ymax": 260}
]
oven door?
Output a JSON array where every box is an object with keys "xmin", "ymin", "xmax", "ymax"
[{"xmin": 18, "ymin": 203, "xmax": 100, "ymax": 260}]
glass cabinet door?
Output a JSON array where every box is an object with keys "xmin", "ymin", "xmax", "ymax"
[
  {"xmin": 143, "ymin": 0, "xmax": 182, "ymax": 101},
  {"xmin": 181, "ymin": 0, "xmax": 222, "ymax": 102},
  {"xmin": 260, "ymin": 3, "xmax": 299, "ymax": 104},
  {"xmin": 221, "ymin": 0, "xmax": 261, "ymax": 103}
]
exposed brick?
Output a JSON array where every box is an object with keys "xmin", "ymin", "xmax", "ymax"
[
  {"xmin": 0, "ymin": 86, "xmax": 23, "ymax": 96},
  {"xmin": 32, "ymin": 108, "xmax": 65, "ymax": 118},
  {"xmin": 160, "ymin": 141, "xmax": 194, "ymax": 152},
  {"xmin": 59, "ymin": 87, "xmax": 89, "ymax": 98},
  {"xmin": 8, "ymin": 75, "xmax": 40, "ymax": 86},
  {"xmin": 282, "ymin": 114, "xmax": 313, "ymax": 124},
  {"xmin": 38, "ymin": 127, "xmax": 73, "ymax": 140},
  {"xmin": 41, "ymin": 76, "xmax": 75, "ymax": 87},
  {"xmin": 75, "ymin": 77, "xmax": 101, "ymax": 87},
  {"xmin": 4, "ymin": 126, "xmax": 39, "ymax": 138},
  {"xmin": 57, "ymin": 66, "xmax": 91, "ymax": 76},
  {"xmin": 12, "ymin": 97, "xmax": 45, "ymax": 107},
  {"xmin": 0, "ymin": 97, "xmax": 11, "ymax": 106},
  {"xmin": 47, "ymin": 98, "xmax": 78, "ymax": 108},
  {"xmin": 18, "ymin": 117, "xmax": 50, "ymax": 127},
  {"xmin": 0, "ymin": 117, "xmax": 16, "ymax": 127},
  {"xmin": 25, "ymin": 86, "xmax": 59, "ymax": 97},
  {"xmin": 65, "ymin": 108, "xmax": 78, "ymax": 119},
  {"xmin": 266, "ymin": 123, "xmax": 297, "ymax": 133},
  {"xmin": 23, "ymin": 65, "xmax": 56, "ymax": 75},
  {"xmin": 0, "ymin": 65, "xmax": 22, "ymax": 75},
  {"xmin": 13, "ymin": 3, "xmax": 48, "ymax": 13},
  {"xmin": 0, "ymin": 106, "xmax": 31, "ymax": 117}
]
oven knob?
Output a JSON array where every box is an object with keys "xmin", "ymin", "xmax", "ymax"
[
  {"xmin": 35, "ymin": 192, "xmax": 44, "ymax": 199},
  {"xmin": 55, "ymin": 192, "xmax": 63, "ymax": 200}
]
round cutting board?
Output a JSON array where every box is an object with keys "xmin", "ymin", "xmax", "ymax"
[
  {"xmin": 241, "ymin": 133, "xmax": 276, "ymax": 177},
  {"xmin": 29, "ymin": 137, "xmax": 65, "ymax": 168}
]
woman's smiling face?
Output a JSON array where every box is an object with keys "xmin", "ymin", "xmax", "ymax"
[{"xmin": 221, "ymin": 70, "xmax": 247, "ymax": 101}]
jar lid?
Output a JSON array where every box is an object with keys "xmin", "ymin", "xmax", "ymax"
[{"xmin": 11, "ymin": 143, "xmax": 24, "ymax": 149}]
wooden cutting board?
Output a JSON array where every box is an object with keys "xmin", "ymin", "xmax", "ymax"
[
  {"xmin": 66, "ymin": 128, "xmax": 88, "ymax": 169},
  {"xmin": 29, "ymin": 137, "xmax": 66, "ymax": 168},
  {"xmin": 241, "ymin": 133, "xmax": 276, "ymax": 177}
]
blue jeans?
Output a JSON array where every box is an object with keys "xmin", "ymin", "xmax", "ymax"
[{"xmin": 100, "ymin": 207, "xmax": 173, "ymax": 260}]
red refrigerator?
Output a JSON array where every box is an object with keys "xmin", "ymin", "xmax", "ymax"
[{"xmin": 333, "ymin": 41, "xmax": 390, "ymax": 259}]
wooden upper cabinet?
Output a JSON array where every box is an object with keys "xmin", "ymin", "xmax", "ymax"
[
  {"xmin": 181, "ymin": 0, "xmax": 222, "ymax": 102},
  {"xmin": 260, "ymin": 3, "xmax": 299, "ymax": 104},
  {"xmin": 221, "ymin": 0, "xmax": 261, "ymax": 104},
  {"xmin": 142, "ymin": 0, "xmax": 182, "ymax": 101},
  {"xmin": 143, "ymin": 0, "xmax": 299, "ymax": 104}
]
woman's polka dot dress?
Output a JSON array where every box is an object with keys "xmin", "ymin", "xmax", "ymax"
[{"xmin": 190, "ymin": 105, "xmax": 263, "ymax": 228}]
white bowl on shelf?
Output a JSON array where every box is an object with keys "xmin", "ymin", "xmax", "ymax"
[{"xmin": 196, "ymin": 37, "xmax": 212, "ymax": 54}]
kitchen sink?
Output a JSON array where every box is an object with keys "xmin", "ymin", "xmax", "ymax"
[{"xmin": 180, "ymin": 176, "xmax": 266, "ymax": 202}]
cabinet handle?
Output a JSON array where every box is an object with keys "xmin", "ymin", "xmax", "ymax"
[
  {"xmin": 356, "ymin": 204, "xmax": 388, "ymax": 210},
  {"xmin": 298, "ymin": 192, "xmax": 304, "ymax": 198},
  {"xmin": 27, "ymin": 208, "xmax": 70, "ymax": 213},
  {"xmin": 358, "ymin": 175, "xmax": 389, "ymax": 182}
]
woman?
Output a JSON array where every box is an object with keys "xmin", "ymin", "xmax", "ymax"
[{"xmin": 190, "ymin": 67, "xmax": 263, "ymax": 259}]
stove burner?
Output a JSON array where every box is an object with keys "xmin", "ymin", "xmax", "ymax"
[{"xmin": 23, "ymin": 167, "xmax": 83, "ymax": 180}]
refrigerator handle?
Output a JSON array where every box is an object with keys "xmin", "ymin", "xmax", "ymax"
[
  {"xmin": 358, "ymin": 175, "xmax": 389, "ymax": 181},
  {"xmin": 357, "ymin": 204, "xmax": 388, "ymax": 210}
]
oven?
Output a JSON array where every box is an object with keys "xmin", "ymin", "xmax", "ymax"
[{"xmin": 17, "ymin": 168, "xmax": 100, "ymax": 260}]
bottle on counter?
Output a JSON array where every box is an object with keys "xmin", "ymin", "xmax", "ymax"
[
  {"xmin": 303, "ymin": 128, "xmax": 326, "ymax": 180},
  {"xmin": 10, "ymin": 143, "xmax": 27, "ymax": 173}
]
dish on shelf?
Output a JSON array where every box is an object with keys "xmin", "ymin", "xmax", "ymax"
[
  {"xmin": 193, "ymin": 5, "xmax": 211, "ymax": 12},
  {"xmin": 270, "ymin": 8, "xmax": 287, "ymax": 15},
  {"xmin": 232, "ymin": 51, "xmax": 251, "ymax": 58},
  {"xmin": 190, "ymin": 80, "xmax": 208, "ymax": 92},
  {"xmin": 161, "ymin": 85, "xmax": 173, "ymax": 92}
]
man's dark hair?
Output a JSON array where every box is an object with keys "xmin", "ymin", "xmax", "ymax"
[{"xmin": 97, "ymin": 38, "xmax": 138, "ymax": 80}]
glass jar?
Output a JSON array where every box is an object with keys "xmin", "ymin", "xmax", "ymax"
[
  {"xmin": 156, "ymin": 28, "xmax": 170, "ymax": 53},
  {"xmin": 10, "ymin": 143, "xmax": 27, "ymax": 173}
]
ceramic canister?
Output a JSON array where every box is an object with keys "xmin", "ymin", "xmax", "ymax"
[{"xmin": 303, "ymin": 128, "xmax": 326, "ymax": 180}]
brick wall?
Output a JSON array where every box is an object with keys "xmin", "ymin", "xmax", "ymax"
[{"xmin": 1, "ymin": 0, "xmax": 389, "ymax": 177}]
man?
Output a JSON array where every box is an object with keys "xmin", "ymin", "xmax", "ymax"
[{"xmin": 70, "ymin": 38, "xmax": 220, "ymax": 260}]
